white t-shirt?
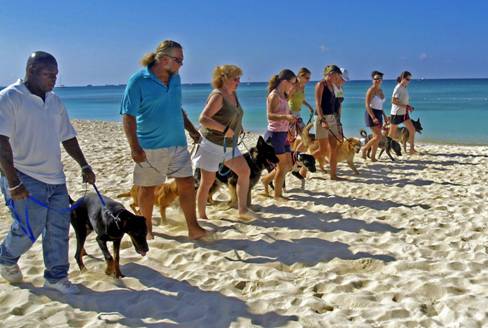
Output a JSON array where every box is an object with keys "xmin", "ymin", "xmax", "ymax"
[
  {"xmin": 391, "ymin": 83, "xmax": 409, "ymax": 115},
  {"xmin": 0, "ymin": 80, "xmax": 77, "ymax": 184}
]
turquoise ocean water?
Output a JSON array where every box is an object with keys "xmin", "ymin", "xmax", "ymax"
[{"xmin": 8, "ymin": 79, "xmax": 488, "ymax": 145}]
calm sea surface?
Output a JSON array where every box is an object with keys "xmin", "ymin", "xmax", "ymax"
[{"xmin": 4, "ymin": 79, "xmax": 488, "ymax": 145}]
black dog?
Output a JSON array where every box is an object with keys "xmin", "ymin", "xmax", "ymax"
[
  {"xmin": 360, "ymin": 129, "xmax": 402, "ymax": 161},
  {"xmin": 70, "ymin": 193, "xmax": 149, "ymax": 278},
  {"xmin": 398, "ymin": 117, "xmax": 423, "ymax": 152},
  {"xmin": 290, "ymin": 152, "xmax": 316, "ymax": 189},
  {"xmin": 196, "ymin": 136, "xmax": 279, "ymax": 207}
]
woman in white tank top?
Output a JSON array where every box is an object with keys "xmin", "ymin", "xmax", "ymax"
[{"xmin": 362, "ymin": 71, "xmax": 387, "ymax": 161}]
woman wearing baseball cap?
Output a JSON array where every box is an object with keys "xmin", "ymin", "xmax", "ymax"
[{"xmin": 312, "ymin": 64, "xmax": 344, "ymax": 180}]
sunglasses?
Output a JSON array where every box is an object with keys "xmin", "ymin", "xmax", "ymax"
[
  {"xmin": 166, "ymin": 55, "xmax": 184, "ymax": 65},
  {"xmin": 405, "ymin": 77, "xmax": 412, "ymax": 81},
  {"xmin": 233, "ymin": 77, "xmax": 241, "ymax": 82},
  {"xmin": 373, "ymin": 77, "xmax": 383, "ymax": 81}
]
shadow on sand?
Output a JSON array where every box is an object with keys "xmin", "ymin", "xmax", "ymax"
[{"xmin": 23, "ymin": 263, "xmax": 298, "ymax": 327}]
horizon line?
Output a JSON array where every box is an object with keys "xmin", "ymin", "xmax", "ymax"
[{"xmin": 2, "ymin": 77, "xmax": 488, "ymax": 89}]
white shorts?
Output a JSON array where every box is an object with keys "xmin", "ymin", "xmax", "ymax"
[
  {"xmin": 192, "ymin": 137, "xmax": 242, "ymax": 172},
  {"xmin": 133, "ymin": 146, "xmax": 192, "ymax": 186}
]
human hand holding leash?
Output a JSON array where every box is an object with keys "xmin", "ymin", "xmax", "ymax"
[
  {"xmin": 285, "ymin": 114, "xmax": 296, "ymax": 123},
  {"xmin": 81, "ymin": 165, "xmax": 96, "ymax": 185},
  {"xmin": 224, "ymin": 127, "xmax": 235, "ymax": 138},
  {"xmin": 320, "ymin": 117, "xmax": 329, "ymax": 129},
  {"xmin": 131, "ymin": 146, "xmax": 147, "ymax": 163},
  {"xmin": 8, "ymin": 181, "xmax": 29, "ymax": 201}
]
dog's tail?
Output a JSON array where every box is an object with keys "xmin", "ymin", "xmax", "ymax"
[
  {"xmin": 301, "ymin": 123, "xmax": 314, "ymax": 147},
  {"xmin": 359, "ymin": 129, "xmax": 368, "ymax": 138},
  {"xmin": 117, "ymin": 191, "xmax": 131, "ymax": 198}
]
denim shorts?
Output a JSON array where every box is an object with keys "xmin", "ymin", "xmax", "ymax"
[{"xmin": 264, "ymin": 131, "xmax": 290, "ymax": 155}]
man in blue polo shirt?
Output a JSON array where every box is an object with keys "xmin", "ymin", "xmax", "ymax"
[{"xmin": 121, "ymin": 40, "xmax": 209, "ymax": 240}]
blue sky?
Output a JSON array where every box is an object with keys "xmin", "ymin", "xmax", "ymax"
[{"xmin": 1, "ymin": 0, "xmax": 487, "ymax": 85}]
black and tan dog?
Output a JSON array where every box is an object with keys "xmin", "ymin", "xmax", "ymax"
[
  {"xmin": 360, "ymin": 129, "xmax": 402, "ymax": 161},
  {"xmin": 70, "ymin": 193, "xmax": 149, "ymax": 278},
  {"xmin": 197, "ymin": 136, "xmax": 279, "ymax": 208},
  {"xmin": 397, "ymin": 117, "xmax": 423, "ymax": 152},
  {"xmin": 290, "ymin": 151, "xmax": 316, "ymax": 189}
]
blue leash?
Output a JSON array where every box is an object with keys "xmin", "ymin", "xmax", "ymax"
[
  {"xmin": 5, "ymin": 184, "xmax": 102, "ymax": 243},
  {"xmin": 217, "ymin": 136, "xmax": 238, "ymax": 177},
  {"xmin": 6, "ymin": 198, "xmax": 35, "ymax": 243}
]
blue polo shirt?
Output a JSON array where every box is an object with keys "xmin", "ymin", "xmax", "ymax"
[{"xmin": 120, "ymin": 67, "xmax": 187, "ymax": 149}]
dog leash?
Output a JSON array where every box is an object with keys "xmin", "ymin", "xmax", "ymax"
[
  {"xmin": 93, "ymin": 184, "xmax": 122, "ymax": 231},
  {"xmin": 217, "ymin": 135, "xmax": 238, "ymax": 177},
  {"xmin": 6, "ymin": 191, "xmax": 86, "ymax": 243}
]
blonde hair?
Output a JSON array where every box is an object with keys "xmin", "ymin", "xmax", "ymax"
[
  {"xmin": 140, "ymin": 40, "xmax": 182, "ymax": 66},
  {"xmin": 212, "ymin": 65, "xmax": 243, "ymax": 88},
  {"xmin": 298, "ymin": 67, "xmax": 311, "ymax": 77}
]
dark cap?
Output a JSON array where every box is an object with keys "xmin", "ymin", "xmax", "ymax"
[{"xmin": 323, "ymin": 64, "xmax": 342, "ymax": 76}]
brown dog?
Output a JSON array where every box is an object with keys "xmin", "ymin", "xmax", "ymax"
[
  {"xmin": 300, "ymin": 123, "xmax": 361, "ymax": 174},
  {"xmin": 117, "ymin": 180, "xmax": 179, "ymax": 224}
]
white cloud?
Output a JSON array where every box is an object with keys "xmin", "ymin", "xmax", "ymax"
[
  {"xmin": 320, "ymin": 44, "xmax": 328, "ymax": 53},
  {"xmin": 419, "ymin": 53, "xmax": 429, "ymax": 61}
]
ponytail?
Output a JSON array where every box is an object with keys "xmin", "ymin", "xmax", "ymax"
[
  {"xmin": 267, "ymin": 69, "xmax": 296, "ymax": 94},
  {"xmin": 139, "ymin": 40, "xmax": 183, "ymax": 66},
  {"xmin": 397, "ymin": 70, "xmax": 412, "ymax": 83},
  {"xmin": 140, "ymin": 52, "xmax": 157, "ymax": 66},
  {"xmin": 268, "ymin": 75, "xmax": 280, "ymax": 94}
]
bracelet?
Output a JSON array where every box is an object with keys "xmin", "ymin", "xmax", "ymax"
[
  {"xmin": 81, "ymin": 165, "xmax": 92, "ymax": 171},
  {"xmin": 8, "ymin": 182, "xmax": 23, "ymax": 192}
]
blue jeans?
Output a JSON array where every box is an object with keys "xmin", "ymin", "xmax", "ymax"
[{"xmin": 0, "ymin": 171, "xmax": 70, "ymax": 283}]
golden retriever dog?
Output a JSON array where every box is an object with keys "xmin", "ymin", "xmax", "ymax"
[
  {"xmin": 117, "ymin": 180, "xmax": 179, "ymax": 224},
  {"xmin": 300, "ymin": 123, "xmax": 361, "ymax": 174}
]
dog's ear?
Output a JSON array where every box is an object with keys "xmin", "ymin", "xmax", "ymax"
[{"xmin": 257, "ymin": 136, "xmax": 265, "ymax": 148}]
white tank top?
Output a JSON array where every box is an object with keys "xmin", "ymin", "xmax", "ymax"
[{"xmin": 370, "ymin": 95, "xmax": 385, "ymax": 110}]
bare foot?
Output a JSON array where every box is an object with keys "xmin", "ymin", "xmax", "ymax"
[
  {"xmin": 188, "ymin": 227, "xmax": 212, "ymax": 241},
  {"xmin": 361, "ymin": 150, "xmax": 367, "ymax": 159},
  {"xmin": 330, "ymin": 176, "xmax": 345, "ymax": 181},
  {"xmin": 238, "ymin": 209, "xmax": 260, "ymax": 221},
  {"xmin": 371, "ymin": 158, "xmax": 377, "ymax": 162},
  {"xmin": 146, "ymin": 232, "xmax": 154, "ymax": 240},
  {"xmin": 274, "ymin": 195, "xmax": 290, "ymax": 202},
  {"xmin": 261, "ymin": 180, "xmax": 270, "ymax": 195},
  {"xmin": 408, "ymin": 149, "xmax": 418, "ymax": 155}
]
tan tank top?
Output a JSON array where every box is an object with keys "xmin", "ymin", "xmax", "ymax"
[{"xmin": 201, "ymin": 89, "xmax": 244, "ymax": 146}]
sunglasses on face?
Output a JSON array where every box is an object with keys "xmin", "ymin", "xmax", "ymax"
[
  {"xmin": 373, "ymin": 77, "xmax": 383, "ymax": 81},
  {"xmin": 166, "ymin": 55, "xmax": 184, "ymax": 65},
  {"xmin": 405, "ymin": 77, "xmax": 412, "ymax": 81},
  {"xmin": 233, "ymin": 77, "xmax": 241, "ymax": 82}
]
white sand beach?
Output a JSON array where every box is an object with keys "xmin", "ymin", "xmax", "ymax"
[{"xmin": 1, "ymin": 120, "xmax": 487, "ymax": 327}]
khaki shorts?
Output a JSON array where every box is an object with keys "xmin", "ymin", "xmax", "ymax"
[
  {"xmin": 133, "ymin": 146, "xmax": 192, "ymax": 186},
  {"xmin": 315, "ymin": 114, "xmax": 342, "ymax": 140}
]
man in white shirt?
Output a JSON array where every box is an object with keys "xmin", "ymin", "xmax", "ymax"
[{"xmin": 0, "ymin": 51, "xmax": 95, "ymax": 294}]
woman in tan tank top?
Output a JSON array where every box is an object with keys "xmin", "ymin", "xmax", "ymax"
[{"xmin": 193, "ymin": 65, "xmax": 257, "ymax": 221}]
